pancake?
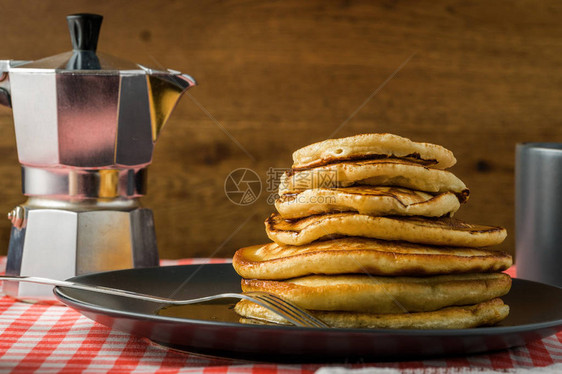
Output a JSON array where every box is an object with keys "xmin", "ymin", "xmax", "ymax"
[
  {"xmin": 265, "ymin": 212, "xmax": 507, "ymax": 247},
  {"xmin": 232, "ymin": 238, "xmax": 512, "ymax": 280},
  {"xmin": 275, "ymin": 186, "xmax": 461, "ymax": 219},
  {"xmin": 235, "ymin": 298, "xmax": 509, "ymax": 329},
  {"xmin": 279, "ymin": 159, "xmax": 469, "ymax": 202},
  {"xmin": 241, "ymin": 273, "xmax": 511, "ymax": 314},
  {"xmin": 292, "ymin": 133, "xmax": 456, "ymax": 170}
]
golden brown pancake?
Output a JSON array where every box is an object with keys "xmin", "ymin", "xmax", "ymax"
[
  {"xmin": 235, "ymin": 298, "xmax": 509, "ymax": 329},
  {"xmin": 279, "ymin": 159, "xmax": 469, "ymax": 202},
  {"xmin": 275, "ymin": 186, "xmax": 461, "ymax": 219},
  {"xmin": 292, "ymin": 133, "xmax": 456, "ymax": 170},
  {"xmin": 265, "ymin": 212, "xmax": 507, "ymax": 247},
  {"xmin": 241, "ymin": 273, "xmax": 511, "ymax": 314},
  {"xmin": 232, "ymin": 237, "xmax": 512, "ymax": 280}
]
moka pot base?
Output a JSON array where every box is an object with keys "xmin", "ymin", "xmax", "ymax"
[{"xmin": 4, "ymin": 195, "xmax": 159, "ymax": 301}]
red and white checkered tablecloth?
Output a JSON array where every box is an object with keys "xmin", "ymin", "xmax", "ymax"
[{"xmin": 1, "ymin": 257, "xmax": 562, "ymax": 374}]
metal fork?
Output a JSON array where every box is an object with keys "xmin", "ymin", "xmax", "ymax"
[{"xmin": 0, "ymin": 275, "xmax": 329, "ymax": 328}]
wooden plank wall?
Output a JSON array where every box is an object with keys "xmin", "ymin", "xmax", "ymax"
[{"xmin": 0, "ymin": 0, "xmax": 561, "ymax": 259}]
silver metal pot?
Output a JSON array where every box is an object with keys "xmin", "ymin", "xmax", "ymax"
[{"xmin": 0, "ymin": 14, "xmax": 196, "ymax": 300}]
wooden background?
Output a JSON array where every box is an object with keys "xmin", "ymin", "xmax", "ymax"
[{"xmin": 0, "ymin": 0, "xmax": 561, "ymax": 260}]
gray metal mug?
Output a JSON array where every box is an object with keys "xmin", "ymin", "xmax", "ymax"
[{"xmin": 516, "ymin": 143, "xmax": 562, "ymax": 287}]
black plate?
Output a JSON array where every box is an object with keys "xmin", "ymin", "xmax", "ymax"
[{"xmin": 54, "ymin": 264, "xmax": 562, "ymax": 362}]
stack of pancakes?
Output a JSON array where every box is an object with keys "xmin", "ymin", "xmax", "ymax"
[{"xmin": 232, "ymin": 133, "xmax": 512, "ymax": 329}]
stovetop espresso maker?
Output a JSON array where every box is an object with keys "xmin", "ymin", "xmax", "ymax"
[{"xmin": 0, "ymin": 14, "xmax": 196, "ymax": 299}]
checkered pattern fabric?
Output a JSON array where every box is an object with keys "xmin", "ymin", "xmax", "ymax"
[{"xmin": 1, "ymin": 259, "xmax": 561, "ymax": 373}]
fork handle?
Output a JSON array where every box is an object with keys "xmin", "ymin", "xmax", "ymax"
[
  {"xmin": 0, "ymin": 275, "xmax": 180, "ymax": 303},
  {"xmin": 0, "ymin": 275, "xmax": 253, "ymax": 306}
]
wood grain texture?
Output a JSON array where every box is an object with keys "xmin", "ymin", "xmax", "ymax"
[{"xmin": 1, "ymin": 0, "xmax": 561, "ymax": 259}]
